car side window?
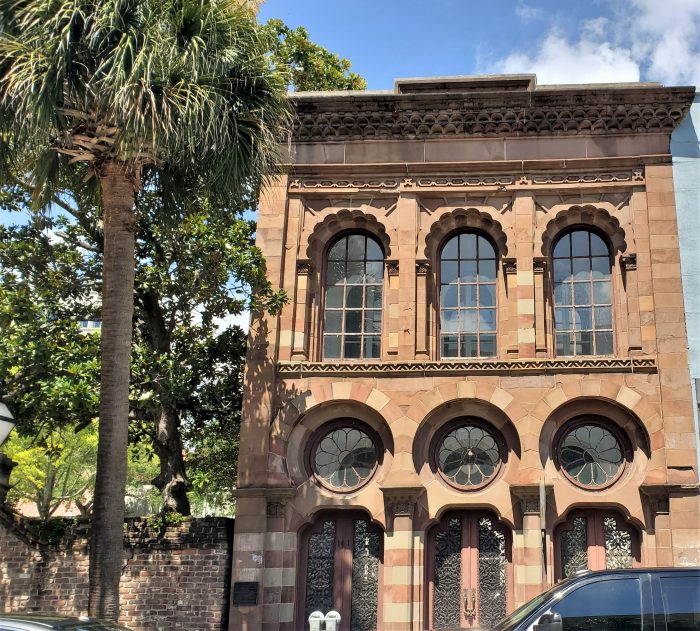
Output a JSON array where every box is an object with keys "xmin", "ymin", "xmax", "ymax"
[
  {"xmin": 551, "ymin": 578, "xmax": 642, "ymax": 631},
  {"xmin": 659, "ymin": 576, "xmax": 700, "ymax": 631}
]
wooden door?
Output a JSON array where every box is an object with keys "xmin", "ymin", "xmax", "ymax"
[
  {"xmin": 300, "ymin": 512, "xmax": 383, "ymax": 631},
  {"xmin": 428, "ymin": 512, "xmax": 511, "ymax": 630},
  {"xmin": 555, "ymin": 509, "xmax": 641, "ymax": 579}
]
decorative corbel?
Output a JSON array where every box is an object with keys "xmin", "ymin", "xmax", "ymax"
[
  {"xmin": 387, "ymin": 260, "xmax": 400, "ymax": 277},
  {"xmin": 380, "ymin": 485, "xmax": 425, "ymax": 529}
]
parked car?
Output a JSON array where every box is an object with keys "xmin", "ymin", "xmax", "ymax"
[
  {"xmin": 0, "ymin": 615, "xmax": 131, "ymax": 631},
  {"xmin": 493, "ymin": 567, "xmax": 700, "ymax": 631}
]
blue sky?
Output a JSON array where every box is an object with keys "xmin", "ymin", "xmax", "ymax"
[{"xmin": 259, "ymin": 0, "xmax": 700, "ymax": 90}]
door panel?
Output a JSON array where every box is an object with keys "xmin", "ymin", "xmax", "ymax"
[
  {"xmin": 429, "ymin": 512, "xmax": 511, "ymax": 630},
  {"xmin": 301, "ymin": 513, "xmax": 382, "ymax": 631}
]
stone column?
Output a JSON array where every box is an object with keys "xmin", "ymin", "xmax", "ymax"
[
  {"xmin": 398, "ymin": 193, "xmax": 419, "ymax": 360},
  {"xmin": 291, "ymin": 261, "xmax": 313, "ymax": 360},
  {"xmin": 415, "ymin": 261, "xmax": 431, "ymax": 359},
  {"xmin": 503, "ymin": 259, "xmax": 518, "ymax": 357},
  {"xmin": 514, "ymin": 192, "xmax": 537, "ymax": 358},
  {"xmin": 533, "ymin": 257, "xmax": 548, "ymax": 355},
  {"xmin": 381, "ymin": 487, "xmax": 425, "ymax": 631},
  {"xmin": 511, "ymin": 486, "xmax": 548, "ymax": 607},
  {"xmin": 621, "ymin": 254, "xmax": 642, "ymax": 354}
]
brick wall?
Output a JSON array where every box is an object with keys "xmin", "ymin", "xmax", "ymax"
[{"xmin": 0, "ymin": 508, "xmax": 234, "ymax": 631}]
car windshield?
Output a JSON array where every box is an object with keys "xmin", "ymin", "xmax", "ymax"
[
  {"xmin": 492, "ymin": 580, "xmax": 573, "ymax": 631},
  {"xmin": 61, "ymin": 623, "xmax": 131, "ymax": 630}
]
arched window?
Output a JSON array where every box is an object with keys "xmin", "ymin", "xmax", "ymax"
[
  {"xmin": 440, "ymin": 233, "xmax": 497, "ymax": 358},
  {"xmin": 323, "ymin": 234, "xmax": 383, "ymax": 359},
  {"xmin": 552, "ymin": 229, "xmax": 613, "ymax": 356}
]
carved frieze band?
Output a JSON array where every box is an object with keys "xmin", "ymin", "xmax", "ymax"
[
  {"xmin": 289, "ymin": 171, "xmax": 645, "ymax": 192},
  {"xmin": 277, "ymin": 356, "xmax": 657, "ymax": 376},
  {"xmin": 293, "ymin": 100, "xmax": 691, "ymax": 141}
]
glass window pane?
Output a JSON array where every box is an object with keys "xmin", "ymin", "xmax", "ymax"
[
  {"xmin": 346, "ymin": 261, "xmax": 364, "ymax": 283},
  {"xmin": 442, "ymin": 335, "xmax": 459, "ymax": 357},
  {"xmin": 480, "ymin": 334, "xmax": 497, "ymax": 357},
  {"xmin": 441, "ymin": 261, "xmax": 459, "ymax": 284},
  {"xmin": 441, "ymin": 310, "xmax": 459, "ymax": 333},
  {"xmin": 592, "ymin": 256, "xmax": 611, "ymax": 279},
  {"xmin": 479, "ymin": 284, "xmax": 496, "ymax": 307},
  {"xmin": 554, "ymin": 282, "xmax": 573, "ymax": 305},
  {"xmin": 660, "ymin": 576, "xmax": 700, "ymax": 631},
  {"xmin": 460, "ymin": 284, "xmax": 478, "ymax": 307},
  {"xmin": 460, "ymin": 233, "xmax": 478, "ymax": 258},
  {"xmin": 460, "ymin": 334, "xmax": 479, "ymax": 357},
  {"xmin": 326, "ymin": 286, "xmax": 343, "ymax": 308},
  {"xmin": 578, "ymin": 331, "xmax": 594, "ymax": 355},
  {"xmin": 328, "ymin": 238, "xmax": 346, "ymax": 261},
  {"xmin": 460, "ymin": 260, "xmax": 478, "ymax": 282},
  {"xmin": 441, "ymin": 284, "xmax": 459, "ymax": 308},
  {"xmin": 324, "ymin": 311, "xmax": 342, "ymax": 333},
  {"xmin": 365, "ymin": 285, "xmax": 382, "ymax": 308},
  {"xmin": 590, "ymin": 232, "xmax": 608, "ymax": 256},
  {"xmin": 479, "ymin": 309, "xmax": 497, "ymax": 331},
  {"xmin": 364, "ymin": 336, "xmax": 381, "ymax": 358},
  {"xmin": 461, "ymin": 309, "xmax": 478, "ymax": 331},
  {"xmin": 344, "ymin": 337, "xmax": 361, "ymax": 359},
  {"xmin": 574, "ymin": 283, "xmax": 591, "ymax": 305},
  {"xmin": 347, "ymin": 234, "xmax": 365, "ymax": 260},
  {"xmin": 593, "ymin": 281, "xmax": 611, "ymax": 304},
  {"xmin": 442, "ymin": 235, "xmax": 459, "ymax": 260},
  {"xmin": 571, "ymin": 230, "xmax": 590, "ymax": 256},
  {"xmin": 477, "ymin": 235, "xmax": 496, "ymax": 259},
  {"xmin": 365, "ymin": 261, "xmax": 383, "ymax": 282},
  {"xmin": 552, "ymin": 578, "xmax": 642, "ymax": 630},
  {"xmin": 323, "ymin": 335, "xmax": 341, "ymax": 358},
  {"xmin": 346, "ymin": 286, "xmax": 363, "ymax": 308},
  {"xmin": 554, "ymin": 259, "xmax": 571, "ymax": 282},
  {"xmin": 364, "ymin": 310, "xmax": 381, "ymax": 333},
  {"xmin": 596, "ymin": 331, "xmax": 614, "ymax": 355},
  {"xmin": 555, "ymin": 307, "xmax": 573, "ymax": 330},
  {"xmin": 557, "ymin": 332, "xmax": 574, "ymax": 356},
  {"xmin": 554, "ymin": 233, "xmax": 571, "ymax": 258},
  {"xmin": 365, "ymin": 238, "xmax": 383, "ymax": 261},
  {"xmin": 575, "ymin": 307, "xmax": 592, "ymax": 330},
  {"xmin": 595, "ymin": 307, "xmax": 612, "ymax": 329},
  {"xmin": 478, "ymin": 258, "xmax": 497, "ymax": 282},
  {"xmin": 345, "ymin": 311, "xmax": 361, "ymax": 333},
  {"xmin": 572, "ymin": 257, "xmax": 591, "ymax": 280},
  {"xmin": 327, "ymin": 261, "xmax": 345, "ymax": 285}
]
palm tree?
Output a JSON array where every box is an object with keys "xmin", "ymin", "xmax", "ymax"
[{"xmin": 0, "ymin": 0, "xmax": 289, "ymax": 619}]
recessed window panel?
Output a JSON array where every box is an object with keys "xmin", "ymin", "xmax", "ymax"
[
  {"xmin": 558, "ymin": 421, "xmax": 625, "ymax": 488},
  {"xmin": 323, "ymin": 234, "xmax": 384, "ymax": 359},
  {"xmin": 553, "ymin": 229, "xmax": 613, "ymax": 356},
  {"xmin": 439, "ymin": 232, "xmax": 498, "ymax": 358}
]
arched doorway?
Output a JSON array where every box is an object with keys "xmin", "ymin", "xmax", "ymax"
[
  {"xmin": 554, "ymin": 509, "xmax": 641, "ymax": 579},
  {"xmin": 298, "ymin": 511, "xmax": 383, "ymax": 631},
  {"xmin": 427, "ymin": 511, "xmax": 512, "ymax": 630}
]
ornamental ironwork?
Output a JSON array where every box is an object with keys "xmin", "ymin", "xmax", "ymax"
[
  {"xmin": 478, "ymin": 517, "xmax": 507, "ymax": 630},
  {"xmin": 604, "ymin": 516, "xmax": 633, "ymax": 569},
  {"xmin": 313, "ymin": 426, "xmax": 378, "ymax": 490},
  {"xmin": 559, "ymin": 423, "xmax": 624, "ymax": 488},
  {"xmin": 560, "ymin": 517, "xmax": 588, "ymax": 578},
  {"xmin": 304, "ymin": 520, "xmax": 336, "ymax": 621},
  {"xmin": 433, "ymin": 517, "xmax": 462, "ymax": 629},
  {"xmin": 351, "ymin": 519, "xmax": 381, "ymax": 631},
  {"xmin": 437, "ymin": 424, "xmax": 501, "ymax": 488}
]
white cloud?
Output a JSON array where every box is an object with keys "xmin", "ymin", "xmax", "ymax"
[
  {"xmin": 486, "ymin": 1, "xmax": 700, "ymax": 87},
  {"xmin": 515, "ymin": 2, "xmax": 545, "ymax": 24},
  {"xmin": 492, "ymin": 30, "xmax": 640, "ymax": 84}
]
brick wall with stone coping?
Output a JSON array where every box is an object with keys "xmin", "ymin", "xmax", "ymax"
[{"xmin": 0, "ymin": 508, "xmax": 234, "ymax": 631}]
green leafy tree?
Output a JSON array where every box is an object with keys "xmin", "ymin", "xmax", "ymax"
[
  {"xmin": 264, "ymin": 18, "xmax": 367, "ymax": 91},
  {"xmin": 0, "ymin": 0, "xmax": 290, "ymax": 618}
]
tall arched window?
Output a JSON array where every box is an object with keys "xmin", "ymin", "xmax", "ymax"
[
  {"xmin": 440, "ymin": 233, "xmax": 497, "ymax": 358},
  {"xmin": 552, "ymin": 229, "xmax": 613, "ymax": 356},
  {"xmin": 323, "ymin": 234, "xmax": 383, "ymax": 359}
]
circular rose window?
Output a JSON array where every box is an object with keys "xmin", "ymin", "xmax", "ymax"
[
  {"xmin": 313, "ymin": 425, "xmax": 379, "ymax": 490},
  {"xmin": 437, "ymin": 423, "xmax": 501, "ymax": 489},
  {"xmin": 558, "ymin": 422, "xmax": 625, "ymax": 488}
]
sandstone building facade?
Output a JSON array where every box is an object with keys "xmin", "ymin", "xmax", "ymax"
[{"xmin": 230, "ymin": 76, "xmax": 700, "ymax": 631}]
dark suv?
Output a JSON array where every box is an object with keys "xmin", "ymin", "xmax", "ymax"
[{"xmin": 493, "ymin": 568, "xmax": 700, "ymax": 631}]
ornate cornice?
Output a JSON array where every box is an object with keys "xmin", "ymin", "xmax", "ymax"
[
  {"xmin": 277, "ymin": 356, "xmax": 657, "ymax": 377},
  {"xmin": 291, "ymin": 87, "xmax": 694, "ymax": 142}
]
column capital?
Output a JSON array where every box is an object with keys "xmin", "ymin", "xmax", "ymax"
[
  {"xmin": 380, "ymin": 485, "xmax": 425, "ymax": 521},
  {"xmin": 296, "ymin": 259, "xmax": 314, "ymax": 275}
]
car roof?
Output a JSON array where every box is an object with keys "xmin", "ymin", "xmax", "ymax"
[{"xmin": 0, "ymin": 615, "xmax": 128, "ymax": 630}]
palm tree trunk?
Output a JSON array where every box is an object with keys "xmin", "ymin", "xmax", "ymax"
[
  {"xmin": 88, "ymin": 161, "xmax": 137, "ymax": 621},
  {"xmin": 153, "ymin": 402, "xmax": 191, "ymax": 515}
]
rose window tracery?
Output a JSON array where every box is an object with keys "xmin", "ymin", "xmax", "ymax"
[
  {"xmin": 313, "ymin": 425, "xmax": 378, "ymax": 490},
  {"xmin": 437, "ymin": 423, "xmax": 501, "ymax": 488},
  {"xmin": 558, "ymin": 422, "xmax": 624, "ymax": 488}
]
